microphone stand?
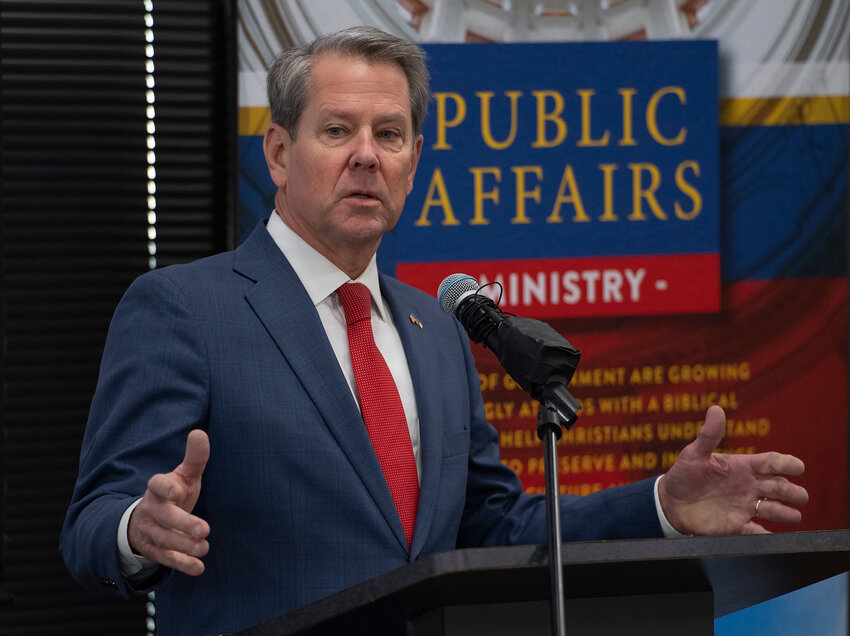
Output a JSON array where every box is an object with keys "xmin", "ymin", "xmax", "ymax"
[
  {"xmin": 441, "ymin": 283, "xmax": 582, "ymax": 634},
  {"xmin": 536, "ymin": 384, "xmax": 580, "ymax": 636}
]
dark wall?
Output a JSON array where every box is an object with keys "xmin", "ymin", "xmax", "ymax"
[{"xmin": 0, "ymin": 1, "xmax": 236, "ymax": 633}]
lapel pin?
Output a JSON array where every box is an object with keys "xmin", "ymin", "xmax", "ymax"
[{"xmin": 409, "ymin": 313, "xmax": 423, "ymax": 329}]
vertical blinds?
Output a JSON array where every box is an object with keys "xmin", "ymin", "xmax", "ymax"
[{"xmin": 0, "ymin": 1, "xmax": 235, "ymax": 634}]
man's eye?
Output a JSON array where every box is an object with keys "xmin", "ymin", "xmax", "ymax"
[
  {"xmin": 379, "ymin": 130, "xmax": 398, "ymax": 139},
  {"xmin": 327, "ymin": 126, "xmax": 342, "ymax": 136}
]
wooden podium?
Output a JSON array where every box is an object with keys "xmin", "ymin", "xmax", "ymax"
[{"xmin": 235, "ymin": 530, "xmax": 850, "ymax": 635}]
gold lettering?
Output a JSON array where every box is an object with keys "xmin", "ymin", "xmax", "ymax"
[
  {"xmin": 432, "ymin": 92, "xmax": 466, "ymax": 150},
  {"xmin": 646, "ymin": 86, "xmax": 687, "ymax": 146},
  {"xmin": 577, "ymin": 89, "xmax": 611, "ymax": 147},
  {"xmin": 547, "ymin": 164, "xmax": 588, "ymax": 223},
  {"xmin": 618, "ymin": 88, "xmax": 637, "ymax": 146},
  {"xmin": 674, "ymin": 160, "xmax": 702, "ymax": 220},
  {"xmin": 415, "ymin": 168, "xmax": 460, "ymax": 226},
  {"xmin": 468, "ymin": 167, "xmax": 501, "ymax": 225},
  {"xmin": 478, "ymin": 91, "xmax": 522, "ymax": 150},
  {"xmin": 599, "ymin": 163, "xmax": 618, "ymax": 221},
  {"xmin": 532, "ymin": 90, "xmax": 567, "ymax": 148},
  {"xmin": 511, "ymin": 166, "xmax": 543, "ymax": 224},
  {"xmin": 628, "ymin": 162, "xmax": 666, "ymax": 220}
]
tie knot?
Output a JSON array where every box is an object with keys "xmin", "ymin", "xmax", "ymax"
[{"xmin": 336, "ymin": 282, "xmax": 372, "ymax": 325}]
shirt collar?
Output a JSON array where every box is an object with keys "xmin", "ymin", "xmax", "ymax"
[{"xmin": 265, "ymin": 211, "xmax": 391, "ymax": 321}]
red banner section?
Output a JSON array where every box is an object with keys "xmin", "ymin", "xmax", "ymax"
[
  {"xmin": 397, "ymin": 253, "xmax": 720, "ymax": 318},
  {"xmin": 473, "ymin": 278, "xmax": 846, "ymax": 532}
]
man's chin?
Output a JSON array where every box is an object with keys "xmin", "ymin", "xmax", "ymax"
[{"xmin": 341, "ymin": 213, "xmax": 396, "ymax": 242}]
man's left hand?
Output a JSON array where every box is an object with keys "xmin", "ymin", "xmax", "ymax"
[{"xmin": 658, "ymin": 405, "xmax": 809, "ymax": 535}]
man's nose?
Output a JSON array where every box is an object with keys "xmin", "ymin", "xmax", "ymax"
[{"xmin": 348, "ymin": 130, "xmax": 379, "ymax": 171}]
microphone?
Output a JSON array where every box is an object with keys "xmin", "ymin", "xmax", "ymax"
[{"xmin": 438, "ymin": 273, "xmax": 582, "ymax": 427}]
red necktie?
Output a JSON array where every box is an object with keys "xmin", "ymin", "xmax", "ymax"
[{"xmin": 336, "ymin": 282, "xmax": 419, "ymax": 547}]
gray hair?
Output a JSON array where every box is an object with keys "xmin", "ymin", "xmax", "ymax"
[{"xmin": 267, "ymin": 26, "xmax": 430, "ymax": 140}]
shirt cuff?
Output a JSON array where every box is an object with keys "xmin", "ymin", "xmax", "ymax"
[
  {"xmin": 654, "ymin": 476, "xmax": 689, "ymax": 538},
  {"xmin": 117, "ymin": 498, "xmax": 160, "ymax": 577}
]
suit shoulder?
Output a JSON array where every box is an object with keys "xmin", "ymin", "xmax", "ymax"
[
  {"xmin": 155, "ymin": 249, "xmax": 237, "ymax": 282},
  {"xmin": 115, "ymin": 251, "xmax": 239, "ymax": 316},
  {"xmin": 379, "ymin": 274, "xmax": 435, "ymax": 305},
  {"xmin": 132, "ymin": 221, "xmax": 278, "ymax": 288}
]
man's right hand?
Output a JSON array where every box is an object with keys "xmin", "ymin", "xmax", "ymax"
[{"xmin": 128, "ymin": 429, "xmax": 211, "ymax": 576}]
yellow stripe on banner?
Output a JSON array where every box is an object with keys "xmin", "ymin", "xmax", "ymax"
[
  {"xmin": 720, "ymin": 95, "xmax": 850, "ymax": 126},
  {"xmin": 239, "ymin": 106, "xmax": 272, "ymax": 136}
]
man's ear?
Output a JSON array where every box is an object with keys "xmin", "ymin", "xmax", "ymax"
[{"xmin": 263, "ymin": 123, "xmax": 291, "ymax": 188}]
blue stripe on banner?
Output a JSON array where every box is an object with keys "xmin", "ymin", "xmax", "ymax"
[
  {"xmin": 720, "ymin": 124, "xmax": 849, "ymax": 281},
  {"xmin": 238, "ymin": 136, "xmax": 275, "ymax": 237}
]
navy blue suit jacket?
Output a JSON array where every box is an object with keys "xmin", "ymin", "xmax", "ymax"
[{"xmin": 61, "ymin": 222, "xmax": 662, "ymax": 636}]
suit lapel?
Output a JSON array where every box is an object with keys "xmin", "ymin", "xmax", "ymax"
[
  {"xmin": 382, "ymin": 279, "xmax": 445, "ymax": 559},
  {"xmin": 233, "ymin": 224, "xmax": 410, "ymax": 551}
]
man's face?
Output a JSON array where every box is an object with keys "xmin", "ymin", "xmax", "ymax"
[{"xmin": 269, "ymin": 53, "xmax": 423, "ymax": 269}]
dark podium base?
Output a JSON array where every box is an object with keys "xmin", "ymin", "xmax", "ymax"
[
  {"xmin": 412, "ymin": 592, "xmax": 713, "ymax": 636},
  {"xmin": 236, "ymin": 530, "xmax": 850, "ymax": 636}
]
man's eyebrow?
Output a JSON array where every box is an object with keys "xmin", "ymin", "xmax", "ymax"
[
  {"xmin": 315, "ymin": 104, "xmax": 409, "ymax": 124},
  {"xmin": 315, "ymin": 105, "xmax": 352, "ymax": 121},
  {"xmin": 370, "ymin": 108, "xmax": 414, "ymax": 137}
]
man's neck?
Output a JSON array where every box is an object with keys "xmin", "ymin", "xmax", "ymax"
[{"xmin": 275, "ymin": 210, "xmax": 379, "ymax": 280}]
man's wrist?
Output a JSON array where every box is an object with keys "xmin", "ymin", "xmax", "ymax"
[
  {"xmin": 117, "ymin": 498, "xmax": 159, "ymax": 577},
  {"xmin": 654, "ymin": 475, "xmax": 690, "ymax": 538}
]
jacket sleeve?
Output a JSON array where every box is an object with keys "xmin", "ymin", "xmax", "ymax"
[{"xmin": 60, "ymin": 270, "xmax": 209, "ymax": 597}]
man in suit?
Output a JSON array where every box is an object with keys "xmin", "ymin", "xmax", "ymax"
[{"xmin": 60, "ymin": 26, "xmax": 808, "ymax": 636}]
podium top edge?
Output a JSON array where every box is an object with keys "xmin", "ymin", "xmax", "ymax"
[{"xmin": 235, "ymin": 530, "xmax": 850, "ymax": 635}]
